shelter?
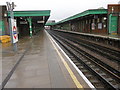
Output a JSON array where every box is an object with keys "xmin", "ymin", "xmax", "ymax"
[
  {"xmin": 8, "ymin": 10, "xmax": 51, "ymax": 38},
  {"xmin": 52, "ymin": 9, "xmax": 108, "ymax": 34}
]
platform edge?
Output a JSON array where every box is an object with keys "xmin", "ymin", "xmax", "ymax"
[{"xmin": 45, "ymin": 30, "xmax": 96, "ymax": 89}]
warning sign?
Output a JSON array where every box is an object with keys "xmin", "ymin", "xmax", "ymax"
[{"xmin": 11, "ymin": 19, "xmax": 18, "ymax": 43}]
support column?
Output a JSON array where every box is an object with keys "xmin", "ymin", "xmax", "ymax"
[
  {"xmin": 27, "ymin": 17, "xmax": 32, "ymax": 37},
  {"xmin": 118, "ymin": 13, "xmax": 120, "ymax": 34},
  {"xmin": 108, "ymin": 14, "xmax": 112, "ymax": 34}
]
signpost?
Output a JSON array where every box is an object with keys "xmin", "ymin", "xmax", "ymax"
[
  {"xmin": 11, "ymin": 19, "xmax": 18, "ymax": 43},
  {"xmin": 6, "ymin": 2, "xmax": 18, "ymax": 51}
]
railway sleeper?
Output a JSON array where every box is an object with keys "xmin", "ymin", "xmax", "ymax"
[{"xmin": 49, "ymin": 32, "xmax": 119, "ymax": 89}]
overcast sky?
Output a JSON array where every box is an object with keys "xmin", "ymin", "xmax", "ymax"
[{"xmin": 0, "ymin": 0, "xmax": 119, "ymax": 22}]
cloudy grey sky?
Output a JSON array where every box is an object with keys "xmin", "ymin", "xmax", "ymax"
[{"xmin": 0, "ymin": 0, "xmax": 119, "ymax": 22}]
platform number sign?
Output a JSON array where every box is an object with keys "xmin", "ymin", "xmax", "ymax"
[{"xmin": 11, "ymin": 19, "xmax": 18, "ymax": 43}]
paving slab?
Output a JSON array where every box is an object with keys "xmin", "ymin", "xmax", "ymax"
[{"xmin": 3, "ymin": 30, "xmax": 91, "ymax": 88}]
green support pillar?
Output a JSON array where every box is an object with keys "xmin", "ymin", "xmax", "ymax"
[
  {"xmin": 27, "ymin": 18, "xmax": 32, "ymax": 37},
  {"xmin": 0, "ymin": 20, "xmax": 5, "ymax": 35},
  {"xmin": 109, "ymin": 14, "xmax": 112, "ymax": 34},
  {"xmin": 109, "ymin": 14, "xmax": 118, "ymax": 34}
]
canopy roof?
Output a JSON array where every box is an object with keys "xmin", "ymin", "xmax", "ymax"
[
  {"xmin": 8, "ymin": 10, "xmax": 51, "ymax": 17},
  {"xmin": 55, "ymin": 9, "xmax": 107, "ymax": 25}
]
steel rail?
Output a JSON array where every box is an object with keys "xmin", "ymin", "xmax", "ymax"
[
  {"xmin": 53, "ymin": 30, "xmax": 120, "ymax": 61},
  {"xmin": 47, "ymin": 30, "xmax": 120, "ymax": 89}
]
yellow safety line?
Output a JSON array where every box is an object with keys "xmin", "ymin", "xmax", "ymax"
[{"xmin": 49, "ymin": 37, "xmax": 83, "ymax": 88}]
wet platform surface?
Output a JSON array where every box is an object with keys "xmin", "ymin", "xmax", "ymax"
[
  {"xmin": 1, "ymin": 36, "xmax": 31, "ymax": 85},
  {"xmin": 2, "ymin": 30, "xmax": 91, "ymax": 88}
]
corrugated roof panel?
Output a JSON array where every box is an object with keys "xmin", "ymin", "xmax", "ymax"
[{"xmin": 8, "ymin": 10, "xmax": 51, "ymax": 17}]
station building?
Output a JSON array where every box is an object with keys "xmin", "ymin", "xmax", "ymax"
[
  {"xmin": 45, "ymin": 20, "xmax": 56, "ymax": 30},
  {"xmin": 108, "ymin": 4, "xmax": 120, "ymax": 35},
  {"xmin": 12, "ymin": 10, "xmax": 51, "ymax": 38},
  {"xmin": 0, "ymin": 5, "xmax": 9, "ymax": 36},
  {"xmin": 0, "ymin": 5, "xmax": 51, "ymax": 38},
  {"xmin": 50, "ymin": 4, "xmax": 120, "ymax": 35}
]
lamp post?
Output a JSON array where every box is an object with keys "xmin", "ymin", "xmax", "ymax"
[{"xmin": 6, "ymin": 2, "xmax": 18, "ymax": 52}]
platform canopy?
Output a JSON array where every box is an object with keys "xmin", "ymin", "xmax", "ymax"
[
  {"xmin": 55, "ymin": 9, "xmax": 107, "ymax": 25},
  {"xmin": 8, "ymin": 10, "xmax": 51, "ymax": 25},
  {"xmin": 8, "ymin": 10, "xmax": 51, "ymax": 37},
  {"xmin": 13, "ymin": 10, "xmax": 51, "ymax": 17}
]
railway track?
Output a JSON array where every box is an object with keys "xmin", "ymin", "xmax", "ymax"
[
  {"xmin": 49, "ymin": 30, "xmax": 120, "ymax": 72},
  {"xmin": 52, "ymin": 30, "xmax": 120, "ymax": 60},
  {"xmin": 47, "ymin": 30, "xmax": 120, "ymax": 89}
]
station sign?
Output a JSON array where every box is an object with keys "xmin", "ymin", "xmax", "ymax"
[
  {"xmin": 20, "ymin": 21, "xmax": 27, "ymax": 24},
  {"xmin": 37, "ymin": 21, "xmax": 45, "ymax": 23},
  {"xmin": 11, "ymin": 19, "xmax": 18, "ymax": 43}
]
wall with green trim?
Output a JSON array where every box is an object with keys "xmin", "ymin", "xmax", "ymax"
[{"xmin": 0, "ymin": 20, "xmax": 5, "ymax": 35}]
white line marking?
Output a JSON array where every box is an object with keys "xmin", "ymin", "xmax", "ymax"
[{"xmin": 45, "ymin": 30, "xmax": 96, "ymax": 89}]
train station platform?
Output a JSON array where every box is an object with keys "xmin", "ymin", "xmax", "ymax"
[
  {"xmin": 54, "ymin": 29, "xmax": 120, "ymax": 40},
  {"xmin": 52, "ymin": 29, "xmax": 120, "ymax": 50},
  {"xmin": 2, "ymin": 30, "xmax": 94, "ymax": 89}
]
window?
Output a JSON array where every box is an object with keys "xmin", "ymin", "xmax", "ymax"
[
  {"xmin": 98, "ymin": 23, "xmax": 102, "ymax": 29},
  {"xmin": 91, "ymin": 23, "xmax": 95, "ymax": 30}
]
